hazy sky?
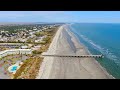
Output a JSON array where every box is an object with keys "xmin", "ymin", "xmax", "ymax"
[{"xmin": 0, "ymin": 11, "xmax": 120, "ymax": 23}]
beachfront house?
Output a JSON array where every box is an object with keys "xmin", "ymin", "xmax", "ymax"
[{"xmin": 21, "ymin": 46, "xmax": 28, "ymax": 49}]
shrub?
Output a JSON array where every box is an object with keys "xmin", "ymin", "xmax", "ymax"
[
  {"xmin": 32, "ymin": 50, "xmax": 42, "ymax": 54},
  {"xmin": 43, "ymin": 37, "xmax": 49, "ymax": 41}
]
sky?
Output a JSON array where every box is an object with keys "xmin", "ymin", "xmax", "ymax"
[{"xmin": 0, "ymin": 11, "xmax": 120, "ymax": 23}]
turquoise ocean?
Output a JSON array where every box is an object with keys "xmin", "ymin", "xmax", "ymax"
[{"xmin": 70, "ymin": 23, "xmax": 120, "ymax": 79}]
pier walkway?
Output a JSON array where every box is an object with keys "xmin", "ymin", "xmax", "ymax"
[{"xmin": 42, "ymin": 54, "xmax": 104, "ymax": 58}]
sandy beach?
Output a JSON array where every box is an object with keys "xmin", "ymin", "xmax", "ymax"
[{"xmin": 36, "ymin": 24, "xmax": 114, "ymax": 79}]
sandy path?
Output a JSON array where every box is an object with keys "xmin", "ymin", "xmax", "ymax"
[{"xmin": 36, "ymin": 25, "xmax": 113, "ymax": 79}]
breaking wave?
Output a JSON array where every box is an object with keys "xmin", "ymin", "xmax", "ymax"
[
  {"xmin": 79, "ymin": 34, "xmax": 119, "ymax": 64},
  {"xmin": 68, "ymin": 24, "xmax": 119, "ymax": 64}
]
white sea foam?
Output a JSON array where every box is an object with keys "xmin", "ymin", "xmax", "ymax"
[
  {"xmin": 79, "ymin": 34, "xmax": 119, "ymax": 64},
  {"xmin": 69, "ymin": 24, "xmax": 119, "ymax": 64}
]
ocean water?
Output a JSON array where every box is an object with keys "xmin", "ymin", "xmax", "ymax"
[{"xmin": 70, "ymin": 23, "xmax": 120, "ymax": 79}]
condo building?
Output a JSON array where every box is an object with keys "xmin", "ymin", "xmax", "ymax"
[{"xmin": 0, "ymin": 49, "xmax": 32, "ymax": 58}]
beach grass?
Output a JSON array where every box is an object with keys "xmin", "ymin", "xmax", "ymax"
[{"xmin": 13, "ymin": 57, "xmax": 43, "ymax": 79}]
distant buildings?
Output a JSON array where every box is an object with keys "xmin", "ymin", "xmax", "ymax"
[
  {"xmin": 0, "ymin": 43, "xmax": 21, "ymax": 48},
  {"xmin": 0, "ymin": 49, "xmax": 32, "ymax": 58},
  {"xmin": 0, "ymin": 24, "xmax": 60, "ymax": 43},
  {"xmin": 31, "ymin": 45, "xmax": 41, "ymax": 50},
  {"xmin": 35, "ymin": 40, "xmax": 40, "ymax": 43},
  {"xmin": 21, "ymin": 46, "xmax": 28, "ymax": 49}
]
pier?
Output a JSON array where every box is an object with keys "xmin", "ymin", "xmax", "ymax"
[{"xmin": 42, "ymin": 54, "xmax": 104, "ymax": 58}]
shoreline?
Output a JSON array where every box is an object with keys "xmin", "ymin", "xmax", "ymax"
[
  {"xmin": 36, "ymin": 24, "xmax": 114, "ymax": 79},
  {"xmin": 67, "ymin": 24, "xmax": 114, "ymax": 79}
]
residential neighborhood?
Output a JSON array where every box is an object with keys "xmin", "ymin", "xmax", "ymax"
[
  {"xmin": 0, "ymin": 24, "xmax": 60, "ymax": 43},
  {"xmin": 0, "ymin": 23, "xmax": 62, "ymax": 79}
]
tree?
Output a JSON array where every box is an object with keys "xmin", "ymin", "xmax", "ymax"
[{"xmin": 34, "ymin": 32, "xmax": 44, "ymax": 37}]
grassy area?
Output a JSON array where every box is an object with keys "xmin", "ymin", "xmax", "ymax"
[
  {"xmin": 31, "ymin": 27, "xmax": 59, "ymax": 54},
  {"xmin": 13, "ymin": 57, "xmax": 43, "ymax": 79},
  {"xmin": 32, "ymin": 50, "xmax": 42, "ymax": 54},
  {"xmin": 34, "ymin": 31, "xmax": 47, "ymax": 37},
  {"xmin": 24, "ymin": 27, "xmax": 59, "ymax": 45},
  {"xmin": 39, "ymin": 27, "xmax": 59, "ymax": 52}
]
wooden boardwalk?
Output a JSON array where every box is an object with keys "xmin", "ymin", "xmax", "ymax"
[{"xmin": 42, "ymin": 54, "xmax": 104, "ymax": 58}]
